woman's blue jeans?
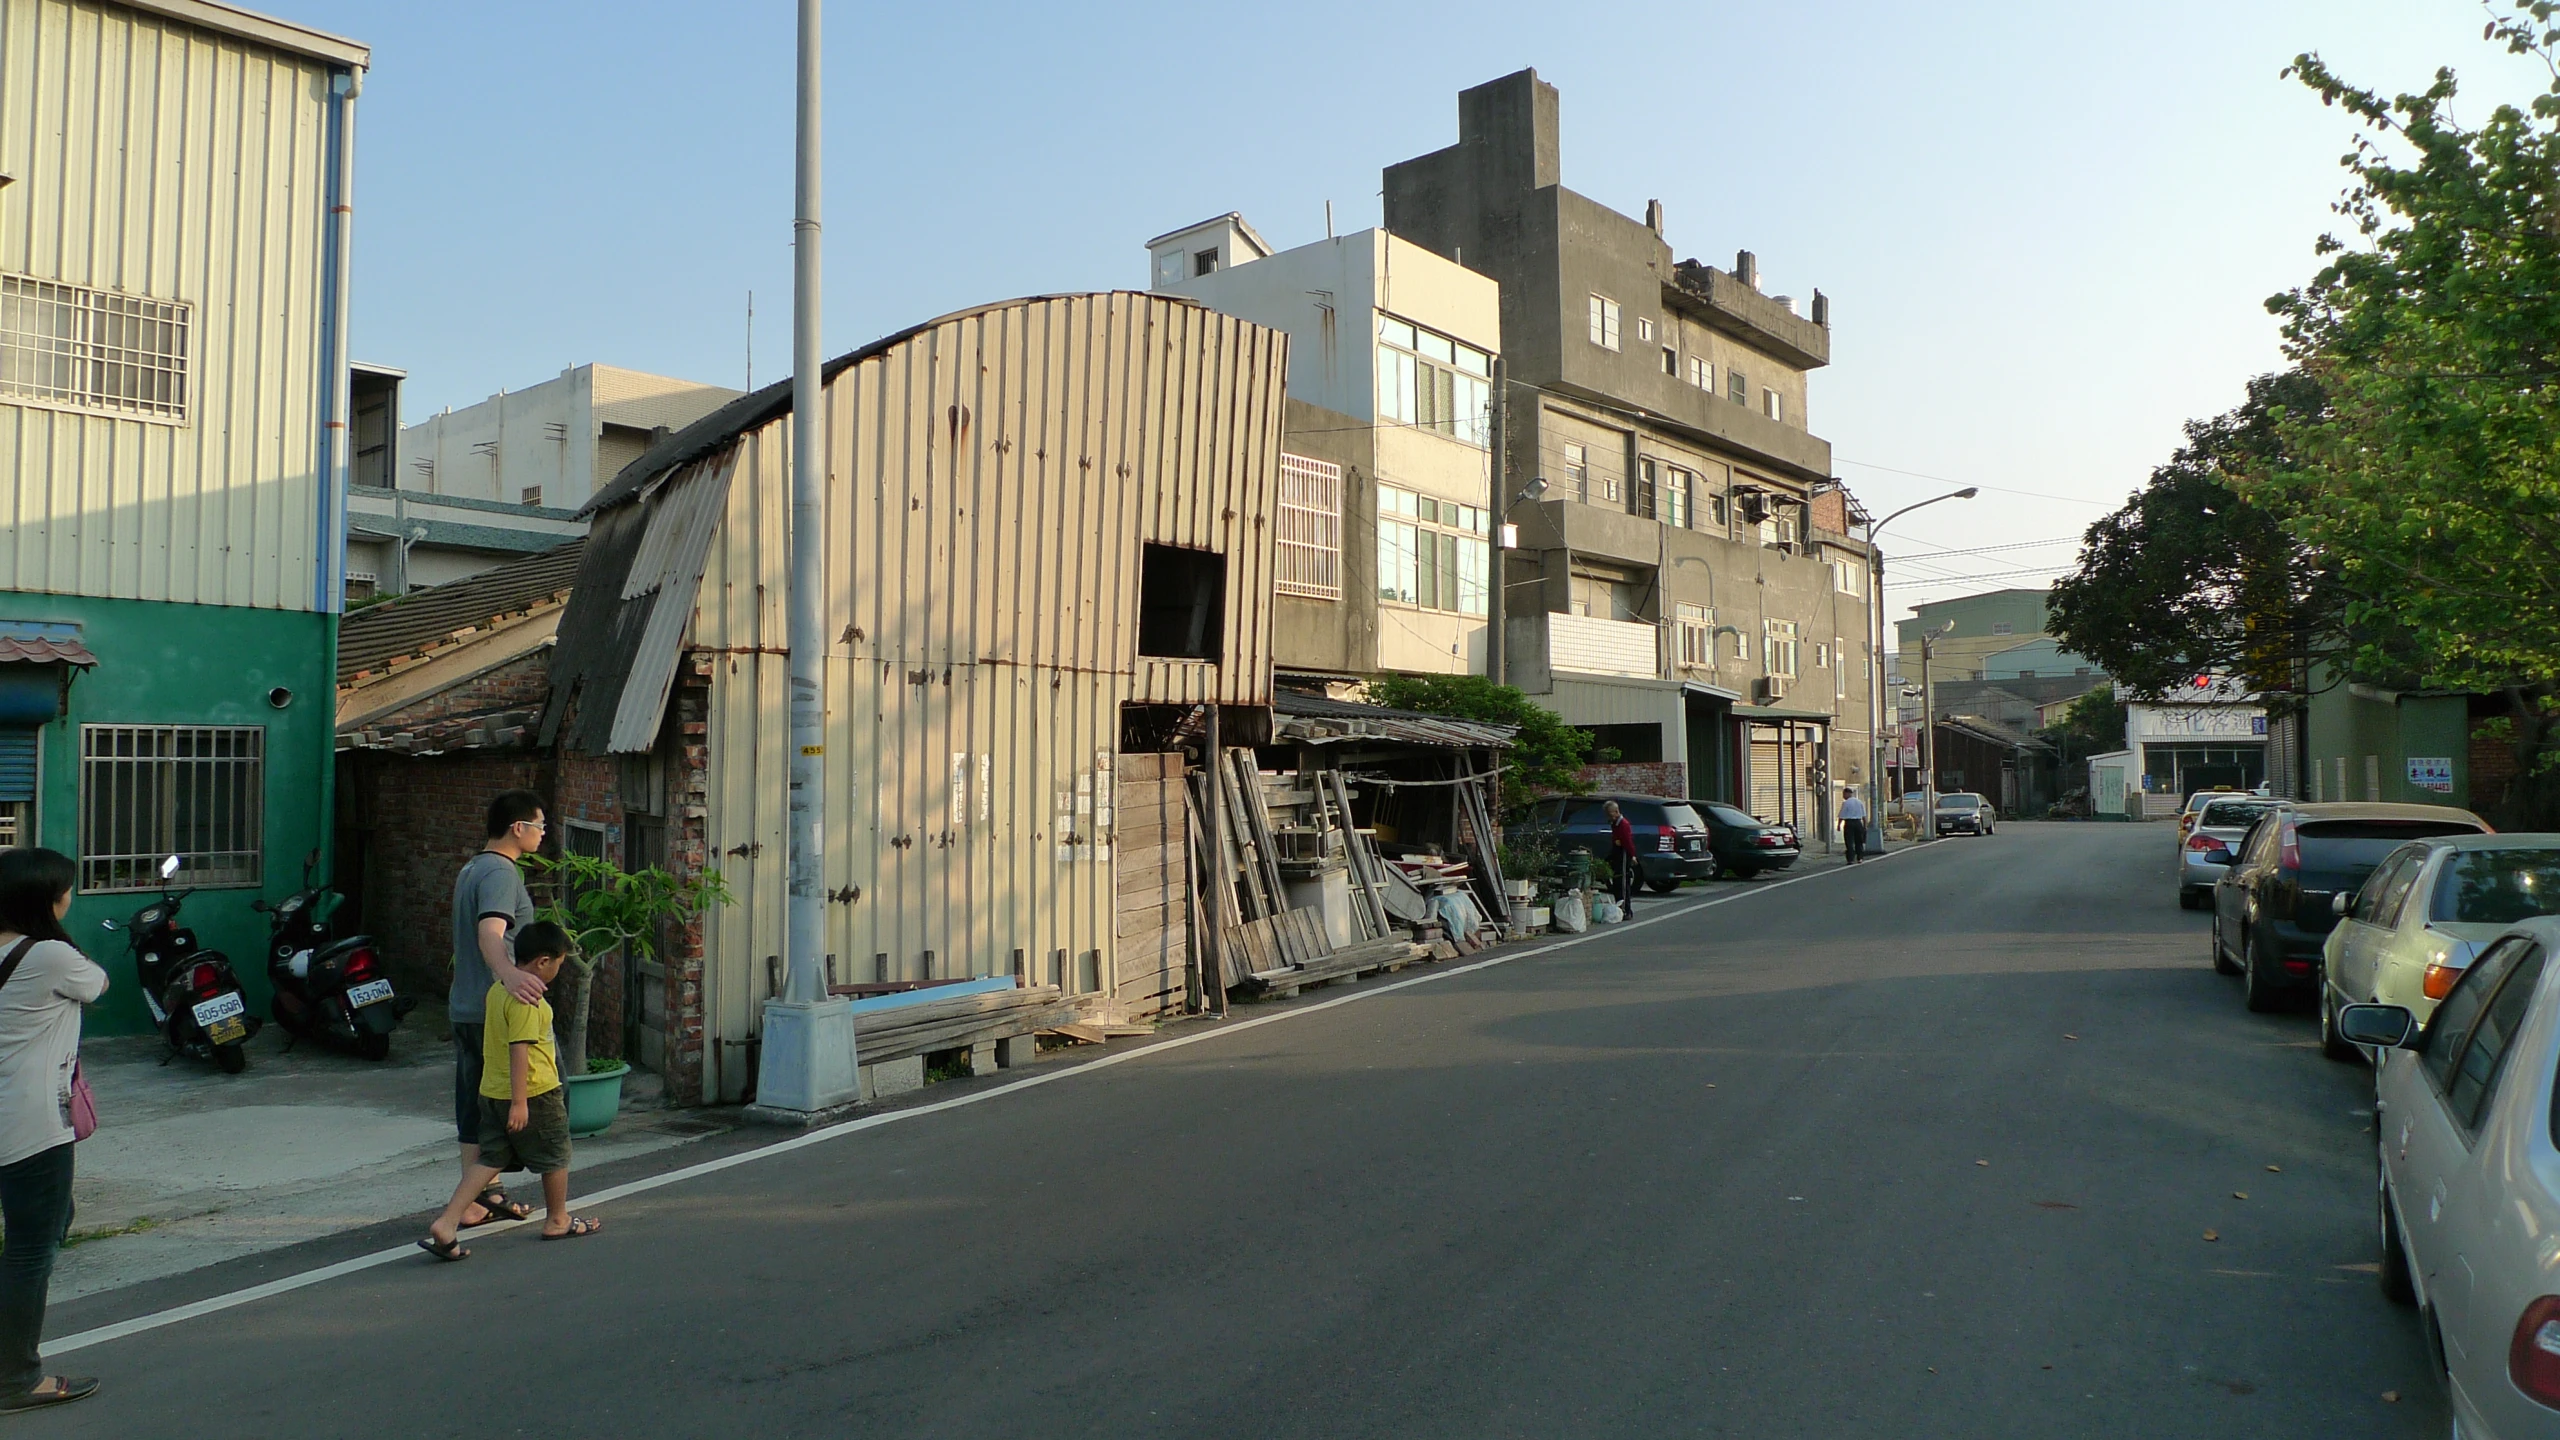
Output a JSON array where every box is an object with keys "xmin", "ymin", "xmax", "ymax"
[{"xmin": 0, "ymin": 1142, "xmax": 75, "ymax": 1395}]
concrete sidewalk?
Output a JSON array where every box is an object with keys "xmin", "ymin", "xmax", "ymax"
[{"xmin": 57, "ymin": 1003, "xmax": 730, "ymax": 1301}]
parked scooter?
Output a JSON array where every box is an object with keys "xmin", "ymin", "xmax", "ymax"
[
  {"xmin": 256, "ymin": 855, "xmax": 411, "ymax": 1060},
  {"xmin": 99, "ymin": 854, "xmax": 260, "ymax": 1073}
]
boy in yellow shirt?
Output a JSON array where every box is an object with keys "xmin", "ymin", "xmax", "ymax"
[{"xmin": 418, "ymin": 922, "xmax": 602, "ymax": 1258}]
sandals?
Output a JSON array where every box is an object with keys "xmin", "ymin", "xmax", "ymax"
[
  {"xmin": 415, "ymin": 1234, "xmax": 469, "ymax": 1263},
  {"xmin": 460, "ymin": 1188, "xmax": 532, "ymax": 1228},
  {"xmin": 0, "ymin": 1376, "xmax": 97, "ymax": 1411},
  {"xmin": 539, "ymin": 1216, "xmax": 603, "ymax": 1241}
]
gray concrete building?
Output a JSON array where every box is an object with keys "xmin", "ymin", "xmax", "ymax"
[{"xmin": 1383, "ymin": 69, "xmax": 1875, "ymax": 835}]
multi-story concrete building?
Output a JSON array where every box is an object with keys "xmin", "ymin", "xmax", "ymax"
[
  {"xmin": 0, "ymin": 0, "xmax": 367, "ymax": 1032},
  {"xmin": 1895, "ymin": 588, "xmax": 2053, "ymax": 682},
  {"xmin": 1146, "ymin": 215, "xmax": 1500, "ymax": 685},
  {"xmin": 343, "ymin": 362, "xmax": 738, "ymax": 596},
  {"xmin": 1382, "ymin": 69, "xmax": 1873, "ymax": 832}
]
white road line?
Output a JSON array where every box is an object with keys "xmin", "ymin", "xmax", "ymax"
[{"xmin": 46, "ymin": 840, "xmax": 1930, "ymax": 1357}]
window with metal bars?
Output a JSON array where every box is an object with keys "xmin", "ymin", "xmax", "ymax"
[
  {"xmin": 78, "ymin": 725, "xmax": 263, "ymax": 892},
  {"xmin": 0, "ymin": 273, "xmax": 190, "ymax": 423},
  {"xmin": 1275, "ymin": 454, "xmax": 1343, "ymax": 600}
]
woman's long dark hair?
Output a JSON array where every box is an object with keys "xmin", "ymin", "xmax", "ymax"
[{"xmin": 0, "ymin": 848, "xmax": 77, "ymax": 946}]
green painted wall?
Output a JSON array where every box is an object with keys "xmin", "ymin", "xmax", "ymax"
[
  {"xmin": 2302, "ymin": 666, "xmax": 2473, "ymax": 810},
  {"xmin": 2, "ymin": 592, "xmax": 335, "ymax": 1034}
]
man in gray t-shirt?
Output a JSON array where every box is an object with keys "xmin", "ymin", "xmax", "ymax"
[{"xmin": 447, "ymin": 788, "xmax": 549, "ymax": 1227}]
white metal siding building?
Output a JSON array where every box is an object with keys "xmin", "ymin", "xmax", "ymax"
[{"xmin": 545, "ymin": 292, "xmax": 1289, "ymax": 1102}]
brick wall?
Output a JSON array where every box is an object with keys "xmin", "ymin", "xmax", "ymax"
[
  {"xmin": 342, "ymin": 750, "xmax": 546, "ymax": 1003},
  {"xmin": 1577, "ymin": 761, "xmax": 1689, "ymax": 798}
]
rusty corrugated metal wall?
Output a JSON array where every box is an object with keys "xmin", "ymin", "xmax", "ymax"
[
  {"xmin": 0, "ymin": 0, "xmax": 347, "ymax": 609},
  {"xmin": 689, "ymin": 293, "xmax": 1285, "ymax": 1099}
]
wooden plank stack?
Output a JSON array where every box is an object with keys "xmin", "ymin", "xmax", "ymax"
[{"xmin": 851, "ymin": 983, "xmax": 1080, "ymax": 1066}]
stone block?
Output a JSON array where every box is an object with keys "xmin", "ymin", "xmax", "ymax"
[
  {"xmin": 966, "ymin": 1041, "xmax": 998, "ymax": 1078},
  {"xmin": 859, "ymin": 1055, "xmax": 925, "ymax": 1101},
  {"xmin": 996, "ymin": 1034, "xmax": 1037, "ymax": 1069}
]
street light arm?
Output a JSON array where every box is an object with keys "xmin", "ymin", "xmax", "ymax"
[{"xmin": 1867, "ymin": 486, "xmax": 1980, "ymax": 540}]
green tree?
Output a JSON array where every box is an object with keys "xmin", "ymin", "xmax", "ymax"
[
  {"xmin": 1364, "ymin": 674, "xmax": 1593, "ymax": 809},
  {"xmin": 2037, "ymin": 682, "xmax": 2127, "ymax": 772},
  {"xmin": 2046, "ymin": 372, "xmax": 2336, "ymax": 701},
  {"xmin": 2265, "ymin": 7, "xmax": 2560, "ymax": 824},
  {"xmin": 526, "ymin": 853, "xmax": 735, "ymax": 1077}
]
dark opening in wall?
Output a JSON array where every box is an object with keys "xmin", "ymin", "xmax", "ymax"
[
  {"xmin": 1578, "ymin": 722, "xmax": 1664, "ymax": 763},
  {"xmin": 1138, "ymin": 543, "xmax": 1225, "ymax": 660}
]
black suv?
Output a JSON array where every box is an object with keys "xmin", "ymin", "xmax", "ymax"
[
  {"xmin": 2209, "ymin": 801, "xmax": 2489, "ymax": 1012},
  {"xmin": 1688, "ymin": 799, "xmax": 1804, "ymax": 878},
  {"xmin": 1521, "ymin": 794, "xmax": 1716, "ymax": 893}
]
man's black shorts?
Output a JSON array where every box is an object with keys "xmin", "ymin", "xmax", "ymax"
[{"xmin": 453, "ymin": 1023, "xmax": 484, "ymax": 1145}]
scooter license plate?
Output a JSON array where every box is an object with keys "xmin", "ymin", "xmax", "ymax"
[
  {"xmin": 191, "ymin": 991, "xmax": 245, "ymax": 1027},
  {"xmin": 346, "ymin": 979, "xmax": 395, "ymax": 1009},
  {"xmin": 205, "ymin": 1016, "xmax": 248, "ymax": 1046}
]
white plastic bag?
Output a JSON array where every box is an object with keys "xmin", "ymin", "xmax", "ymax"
[
  {"xmin": 1552, "ymin": 888, "xmax": 1589, "ymax": 933},
  {"xmin": 1591, "ymin": 896, "xmax": 1624, "ymax": 925}
]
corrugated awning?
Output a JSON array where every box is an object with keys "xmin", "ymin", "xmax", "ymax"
[
  {"xmin": 1271, "ymin": 688, "xmax": 1516, "ymax": 749},
  {"xmin": 0, "ymin": 622, "xmax": 95, "ymax": 667},
  {"xmin": 1734, "ymin": 704, "xmax": 1832, "ymax": 723}
]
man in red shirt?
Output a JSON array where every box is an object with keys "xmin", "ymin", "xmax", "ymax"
[{"xmin": 1604, "ymin": 800, "xmax": 1639, "ymax": 916}]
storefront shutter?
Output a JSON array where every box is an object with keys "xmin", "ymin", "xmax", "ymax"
[{"xmin": 0, "ymin": 727, "xmax": 34, "ymax": 803}]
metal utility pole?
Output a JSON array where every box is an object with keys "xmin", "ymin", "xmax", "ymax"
[
  {"xmin": 1485, "ymin": 358, "xmax": 1506, "ymax": 686},
  {"xmin": 1919, "ymin": 620, "xmax": 1953, "ymax": 840},
  {"xmin": 753, "ymin": 0, "xmax": 859, "ymax": 1120},
  {"xmin": 1859, "ymin": 486, "xmax": 1975, "ymax": 853}
]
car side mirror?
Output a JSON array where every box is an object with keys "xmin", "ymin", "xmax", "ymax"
[
  {"xmin": 2332, "ymin": 892, "xmax": 2352, "ymax": 918},
  {"xmin": 2337, "ymin": 1003, "xmax": 2419, "ymax": 1049}
]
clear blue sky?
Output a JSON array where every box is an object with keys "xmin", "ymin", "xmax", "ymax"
[{"xmin": 284, "ymin": 0, "xmax": 2538, "ymax": 616}]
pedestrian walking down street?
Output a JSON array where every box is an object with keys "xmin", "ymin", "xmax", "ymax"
[
  {"xmin": 447, "ymin": 790, "xmax": 550, "ymax": 1233},
  {"xmin": 1605, "ymin": 800, "xmax": 1639, "ymax": 916},
  {"xmin": 0, "ymin": 849, "xmax": 105, "ymax": 1413},
  {"xmin": 419, "ymin": 921, "xmax": 602, "ymax": 1260},
  {"xmin": 1839, "ymin": 787, "xmax": 1870, "ymax": 865}
]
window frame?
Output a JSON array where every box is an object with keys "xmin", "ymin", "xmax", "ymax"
[
  {"xmin": 1376, "ymin": 314, "xmax": 1492, "ymax": 447},
  {"xmin": 2421, "ymin": 936, "xmax": 2532, "ymax": 1093},
  {"xmin": 1764, "ymin": 618, "xmax": 1800, "ymax": 679},
  {"xmin": 1376, "ymin": 484, "xmax": 1489, "ymax": 616},
  {"xmin": 1676, "ymin": 603, "xmax": 1714, "ymax": 669},
  {"xmin": 1728, "ymin": 368, "xmax": 1748, "ymax": 405},
  {"xmin": 1, "ymin": 271, "xmax": 193, "ymax": 426},
  {"xmin": 1274, "ymin": 453, "xmax": 1343, "ymax": 600},
  {"xmin": 2441, "ymin": 942, "xmax": 2546, "ymax": 1132},
  {"xmin": 1588, "ymin": 294, "xmax": 1621, "ymax": 351},
  {"xmin": 77, "ymin": 723, "xmax": 265, "ymax": 893},
  {"xmin": 1762, "ymin": 387, "xmax": 1784, "ymax": 422}
]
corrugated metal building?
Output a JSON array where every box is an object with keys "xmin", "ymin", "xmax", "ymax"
[
  {"xmin": 544, "ymin": 292, "xmax": 1288, "ymax": 1102},
  {"xmin": 0, "ymin": 0, "xmax": 368, "ymax": 1032}
]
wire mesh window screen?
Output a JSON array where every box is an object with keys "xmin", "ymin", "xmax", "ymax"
[
  {"xmin": 0, "ymin": 273, "xmax": 191, "ymax": 423},
  {"xmin": 1275, "ymin": 454, "xmax": 1343, "ymax": 600},
  {"xmin": 79, "ymin": 726, "xmax": 263, "ymax": 891}
]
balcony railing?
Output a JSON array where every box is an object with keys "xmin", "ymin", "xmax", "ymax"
[{"xmin": 1548, "ymin": 613, "xmax": 1657, "ymax": 679}]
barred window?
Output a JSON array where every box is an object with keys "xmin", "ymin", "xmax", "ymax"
[
  {"xmin": 79, "ymin": 726, "xmax": 263, "ymax": 892},
  {"xmin": 1275, "ymin": 453, "xmax": 1343, "ymax": 600},
  {"xmin": 1, "ymin": 274, "xmax": 190, "ymax": 423}
]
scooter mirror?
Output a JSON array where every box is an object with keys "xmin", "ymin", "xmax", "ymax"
[
  {"xmin": 159, "ymin": 855, "xmax": 181, "ymax": 880},
  {"xmin": 98, "ymin": 919, "xmax": 118, "ymax": 932}
]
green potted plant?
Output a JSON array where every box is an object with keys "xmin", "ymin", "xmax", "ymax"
[{"xmin": 527, "ymin": 852, "xmax": 734, "ymax": 1136}]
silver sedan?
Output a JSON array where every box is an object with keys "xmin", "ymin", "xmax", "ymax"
[
  {"xmin": 2176, "ymin": 796, "xmax": 2279, "ymax": 910},
  {"xmin": 2342, "ymin": 918, "xmax": 2560, "ymax": 1438}
]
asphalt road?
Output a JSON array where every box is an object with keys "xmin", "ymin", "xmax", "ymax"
[{"xmin": 33, "ymin": 823, "xmax": 2442, "ymax": 1438}]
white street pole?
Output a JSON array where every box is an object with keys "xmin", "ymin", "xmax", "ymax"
[
  {"xmin": 754, "ymin": 0, "xmax": 859, "ymax": 1119},
  {"xmin": 1860, "ymin": 486, "xmax": 1975, "ymax": 851}
]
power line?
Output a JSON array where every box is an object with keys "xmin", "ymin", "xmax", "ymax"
[{"xmin": 1835, "ymin": 456, "xmax": 2116, "ymax": 508}]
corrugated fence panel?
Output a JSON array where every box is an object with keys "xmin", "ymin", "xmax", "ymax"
[{"xmin": 0, "ymin": 1, "xmax": 338, "ymax": 610}]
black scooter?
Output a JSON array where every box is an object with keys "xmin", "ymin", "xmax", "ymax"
[
  {"xmin": 256, "ymin": 857, "xmax": 411, "ymax": 1060},
  {"xmin": 100, "ymin": 854, "xmax": 260, "ymax": 1073}
]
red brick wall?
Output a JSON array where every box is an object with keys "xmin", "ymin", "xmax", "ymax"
[
  {"xmin": 341, "ymin": 750, "xmax": 546, "ymax": 1003},
  {"xmin": 1577, "ymin": 761, "xmax": 1690, "ymax": 798}
]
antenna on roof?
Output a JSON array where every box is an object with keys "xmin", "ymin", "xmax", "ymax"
[{"xmin": 1325, "ymin": 199, "xmax": 1334, "ymax": 239}]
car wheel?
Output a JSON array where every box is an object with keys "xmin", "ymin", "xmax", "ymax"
[
  {"xmin": 1730, "ymin": 864, "xmax": 1761, "ymax": 880},
  {"xmin": 2319, "ymin": 983, "xmax": 2360, "ymax": 1062},
  {"xmin": 2178, "ymin": 888, "xmax": 2202, "ymax": 912},
  {"xmin": 1646, "ymin": 874, "xmax": 1681, "ymax": 895},
  {"xmin": 2211, "ymin": 914, "xmax": 2241, "ymax": 975},
  {"xmin": 2243, "ymin": 927, "xmax": 2288, "ymax": 1013},
  {"xmin": 2377, "ymin": 1142, "xmax": 2416, "ymax": 1307}
]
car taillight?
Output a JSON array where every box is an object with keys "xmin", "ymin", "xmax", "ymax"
[
  {"xmin": 188, "ymin": 961, "xmax": 225, "ymax": 998},
  {"xmin": 2279, "ymin": 819, "xmax": 2301, "ymax": 870},
  {"xmin": 2509, "ymin": 1296, "xmax": 2560, "ymax": 1409},
  {"xmin": 2423, "ymin": 963, "xmax": 2462, "ymax": 1000},
  {"xmin": 1656, "ymin": 832, "xmax": 1674, "ymax": 852},
  {"xmin": 1754, "ymin": 835, "xmax": 1781, "ymax": 847},
  {"xmin": 2185, "ymin": 833, "xmax": 2227, "ymax": 853}
]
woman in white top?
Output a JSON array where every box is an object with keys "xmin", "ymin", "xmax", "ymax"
[{"xmin": 0, "ymin": 848, "xmax": 106, "ymax": 1412}]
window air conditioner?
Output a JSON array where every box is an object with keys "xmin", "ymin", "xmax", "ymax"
[{"xmin": 1757, "ymin": 676, "xmax": 1790, "ymax": 703}]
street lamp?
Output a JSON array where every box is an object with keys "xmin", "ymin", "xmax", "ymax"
[{"xmin": 1860, "ymin": 486, "xmax": 1976, "ymax": 853}]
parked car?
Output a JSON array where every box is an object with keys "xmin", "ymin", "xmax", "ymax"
[
  {"xmin": 2321, "ymin": 835, "xmax": 2560, "ymax": 1059},
  {"xmin": 2177, "ymin": 787, "xmax": 2246, "ymax": 841},
  {"xmin": 2209, "ymin": 802, "xmax": 2492, "ymax": 1012},
  {"xmin": 1934, "ymin": 792, "xmax": 1995, "ymax": 836},
  {"xmin": 1521, "ymin": 794, "xmax": 1715, "ymax": 893},
  {"xmin": 2338, "ymin": 923, "xmax": 2560, "ymax": 1439},
  {"xmin": 2177, "ymin": 795, "xmax": 2282, "ymax": 910},
  {"xmin": 1688, "ymin": 799, "xmax": 1803, "ymax": 879}
]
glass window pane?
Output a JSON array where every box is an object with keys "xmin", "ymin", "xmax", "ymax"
[
  {"xmin": 1458, "ymin": 536, "xmax": 1487, "ymax": 615},
  {"xmin": 1379, "ymin": 316, "xmax": 1415, "ymax": 349},
  {"xmin": 1417, "ymin": 331, "xmax": 1455, "ymax": 365},
  {"xmin": 1455, "ymin": 344, "xmax": 1490, "ymax": 377}
]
